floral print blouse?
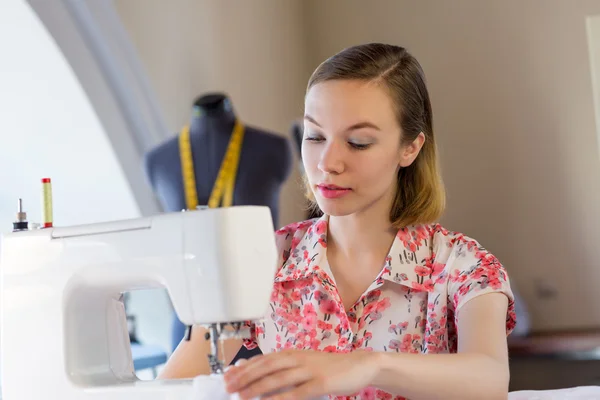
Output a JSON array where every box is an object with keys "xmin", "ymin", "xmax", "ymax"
[{"xmin": 243, "ymin": 215, "xmax": 516, "ymax": 400}]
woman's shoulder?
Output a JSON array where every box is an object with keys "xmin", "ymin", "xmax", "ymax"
[
  {"xmin": 407, "ymin": 222, "xmax": 508, "ymax": 282},
  {"xmin": 419, "ymin": 223, "xmax": 496, "ymax": 259},
  {"xmin": 422, "ymin": 223, "xmax": 511, "ymax": 292}
]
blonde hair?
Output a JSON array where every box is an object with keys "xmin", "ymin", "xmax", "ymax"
[{"xmin": 303, "ymin": 43, "xmax": 445, "ymax": 229}]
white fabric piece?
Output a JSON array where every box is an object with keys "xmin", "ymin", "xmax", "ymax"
[
  {"xmin": 189, "ymin": 374, "xmax": 329, "ymax": 400},
  {"xmin": 189, "ymin": 374, "xmax": 242, "ymax": 400},
  {"xmin": 508, "ymin": 386, "xmax": 600, "ymax": 400}
]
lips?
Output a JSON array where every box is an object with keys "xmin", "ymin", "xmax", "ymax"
[
  {"xmin": 316, "ymin": 184, "xmax": 351, "ymax": 199},
  {"xmin": 318, "ymin": 184, "xmax": 349, "ymax": 190}
]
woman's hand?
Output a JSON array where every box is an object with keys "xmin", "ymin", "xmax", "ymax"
[{"xmin": 223, "ymin": 349, "xmax": 379, "ymax": 400}]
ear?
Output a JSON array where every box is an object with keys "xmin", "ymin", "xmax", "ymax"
[{"xmin": 399, "ymin": 132, "xmax": 425, "ymax": 168}]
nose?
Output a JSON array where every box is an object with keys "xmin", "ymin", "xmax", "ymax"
[{"xmin": 318, "ymin": 141, "xmax": 345, "ymax": 174}]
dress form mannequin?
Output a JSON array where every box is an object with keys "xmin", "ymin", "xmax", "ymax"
[
  {"xmin": 145, "ymin": 93, "xmax": 292, "ymax": 227},
  {"xmin": 144, "ymin": 92, "xmax": 293, "ymax": 361}
]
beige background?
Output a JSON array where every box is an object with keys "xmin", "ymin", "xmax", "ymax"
[{"xmin": 114, "ymin": 0, "xmax": 600, "ymax": 333}]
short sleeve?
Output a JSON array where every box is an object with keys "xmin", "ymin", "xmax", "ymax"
[
  {"xmin": 242, "ymin": 225, "xmax": 296, "ymax": 350},
  {"xmin": 448, "ymin": 238, "xmax": 517, "ymax": 336}
]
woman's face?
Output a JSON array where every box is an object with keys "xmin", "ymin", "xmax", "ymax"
[{"xmin": 302, "ymin": 79, "xmax": 423, "ymax": 218}]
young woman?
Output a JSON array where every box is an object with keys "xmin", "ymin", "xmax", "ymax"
[{"xmin": 159, "ymin": 43, "xmax": 517, "ymax": 400}]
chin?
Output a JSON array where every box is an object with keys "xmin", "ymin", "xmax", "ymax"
[{"xmin": 315, "ymin": 199, "xmax": 357, "ymax": 217}]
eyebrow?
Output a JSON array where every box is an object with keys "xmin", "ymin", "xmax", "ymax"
[{"xmin": 304, "ymin": 114, "xmax": 381, "ymax": 132}]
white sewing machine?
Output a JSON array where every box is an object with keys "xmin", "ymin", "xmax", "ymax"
[{"xmin": 0, "ymin": 206, "xmax": 278, "ymax": 399}]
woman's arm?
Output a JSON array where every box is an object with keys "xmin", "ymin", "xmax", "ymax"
[
  {"xmin": 370, "ymin": 292, "xmax": 510, "ymax": 400},
  {"xmin": 158, "ymin": 325, "xmax": 244, "ymax": 379},
  {"xmin": 223, "ymin": 293, "xmax": 511, "ymax": 399}
]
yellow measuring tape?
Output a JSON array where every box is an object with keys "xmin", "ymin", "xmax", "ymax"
[{"xmin": 178, "ymin": 119, "xmax": 245, "ymax": 210}]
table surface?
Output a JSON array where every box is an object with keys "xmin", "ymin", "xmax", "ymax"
[
  {"xmin": 509, "ymin": 386, "xmax": 600, "ymax": 399},
  {"xmin": 509, "ymin": 330, "xmax": 600, "ymax": 360}
]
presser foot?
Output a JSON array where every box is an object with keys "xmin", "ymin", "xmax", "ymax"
[
  {"xmin": 207, "ymin": 354, "xmax": 225, "ymax": 375},
  {"xmin": 203, "ymin": 322, "xmax": 251, "ymax": 375}
]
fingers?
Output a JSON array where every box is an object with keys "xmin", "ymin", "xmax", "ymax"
[
  {"xmin": 236, "ymin": 367, "xmax": 313, "ymax": 400},
  {"xmin": 225, "ymin": 358, "xmax": 247, "ymax": 373},
  {"xmin": 225, "ymin": 352, "xmax": 311, "ymax": 398},
  {"xmin": 226, "ymin": 352, "xmax": 296, "ymax": 391}
]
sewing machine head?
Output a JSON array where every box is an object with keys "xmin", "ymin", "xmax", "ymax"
[{"xmin": 0, "ymin": 206, "xmax": 278, "ymax": 399}]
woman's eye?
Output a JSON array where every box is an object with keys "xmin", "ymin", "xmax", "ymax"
[
  {"xmin": 349, "ymin": 142, "xmax": 371, "ymax": 150},
  {"xmin": 304, "ymin": 135, "xmax": 371, "ymax": 150}
]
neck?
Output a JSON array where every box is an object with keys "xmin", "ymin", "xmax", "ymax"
[
  {"xmin": 327, "ymin": 194, "xmax": 397, "ymax": 260},
  {"xmin": 189, "ymin": 103, "xmax": 236, "ymax": 134}
]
